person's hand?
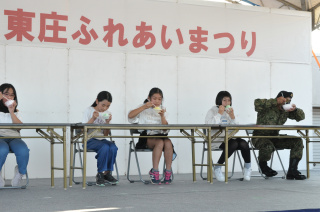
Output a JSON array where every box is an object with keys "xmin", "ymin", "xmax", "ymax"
[
  {"xmin": 144, "ymin": 101, "xmax": 155, "ymax": 109},
  {"xmin": 158, "ymin": 108, "xmax": 166, "ymax": 117},
  {"xmin": 92, "ymin": 111, "xmax": 99, "ymax": 120},
  {"xmin": 287, "ymin": 104, "xmax": 296, "ymax": 112},
  {"xmin": 8, "ymin": 101, "xmax": 17, "ymax": 114},
  {"xmin": 105, "ymin": 114, "xmax": 112, "ymax": 124},
  {"xmin": 277, "ymin": 96, "xmax": 286, "ymax": 105},
  {"xmin": 227, "ymin": 107, "xmax": 235, "ymax": 119},
  {"xmin": 218, "ymin": 105, "xmax": 225, "ymax": 115}
]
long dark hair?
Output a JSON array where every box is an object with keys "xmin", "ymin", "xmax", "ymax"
[
  {"xmin": 215, "ymin": 91, "xmax": 232, "ymax": 106},
  {"xmin": 91, "ymin": 91, "xmax": 112, "ymax": 107},
  {"xmin": 0, "ymin": 83, "xmax": 18, "ymax": 113},
  {"xmin": 143, "ymin": 87, "xmax": 163, "ymax": 103}
]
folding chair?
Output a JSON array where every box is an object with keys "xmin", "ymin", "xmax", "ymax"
[
  {"xmin": 127, "ymin": 129, "xmax": 173, "ymax": 184},
  {"xmin": 245, "ymin": 130, "xmax": 286, "ymax": 179},
  {"xmin": 0, "ymin": 151, "xmax": 29, "ymax": 189},
  {"xmin": 200, "ymin": 129, "xmax": 243, "ymax": 181},
  {"xmin": 71, "ymin": 129, "xmax": 119, "ymax": 186}
]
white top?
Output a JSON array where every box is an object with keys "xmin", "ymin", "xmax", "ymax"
[
  {"xmin": 82, "ymin": 107, "xmax": 108, "ymax": 140},
  {"xmin": 0, "ymin": 111, "xmax": 22, "ymax": 137},
  {"xmin": 205, "ymin": 106, "xmax": 238, "ymax": 148},
  {"xmin": 128, "ymin": 104, "xmax": 169, "ymax": 135}
]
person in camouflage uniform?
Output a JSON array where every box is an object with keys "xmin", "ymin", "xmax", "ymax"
[{"xmin": 252, "ymin": 91, "xmax": 306, "ymax": 180}]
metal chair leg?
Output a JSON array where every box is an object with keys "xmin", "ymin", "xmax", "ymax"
[{"xmin": 127, "ymin": 141, "xmax": 148, "ymax": 184}]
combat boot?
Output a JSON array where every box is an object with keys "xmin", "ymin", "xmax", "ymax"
[
  {"xmin": 286, "ymin": 158, "xmax": 306, "ymax": 180},
  {"xmin": 259, "ymin": 161, "xmax": 278, "ymax": 177}
]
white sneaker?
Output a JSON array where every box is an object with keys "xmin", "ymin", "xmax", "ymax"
[
  {"xmin": 243, "ymin": 168, "xmax": 252, "ymax": 181},
  {"xmin": 214, "ymin": 168, "xmax": 225, "ymax": 182},
  {"xmin": 11, "ymin": 165, "xmax": 23, "ymax": 187},
  {"xmin": 0, "ymin": 171, "xmax": 5, "ymax": 187}
]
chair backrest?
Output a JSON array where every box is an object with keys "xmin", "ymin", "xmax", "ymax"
[
  {"xmin": 130, "ymin": 129, "xmax": 140, "ymax": 135},
  {"xmin": 202, "ymin": 128, "xmax": 222, "ymax": 151},
  {"xmin": 129, "ymin": 129, "xmax": 152, "ymax": 151},
  {"xmin": 73, "ymin": 128, "xmax": 115, "ymax": 153},
  {"xmin": 246, "ymin": 129, "xmax": 254, "ymax": 136}
]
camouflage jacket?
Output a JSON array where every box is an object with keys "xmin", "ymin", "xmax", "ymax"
[{"xmin": 253, "ymin": 98, "xmax": 305, "ymax": 136}]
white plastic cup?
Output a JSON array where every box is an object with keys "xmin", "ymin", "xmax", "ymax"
[
  {"xmin": 99, "ymin": 111, "xmax": 111, "ymax": 119},
  {"xmin": 4, "ymin": 100, "xmax": 14, "ymax": 107},
  {"xmin": 225, "ymin": 105, "xmax": 231, "ymax": 112},
  {"xmin": 282, "ymin": 104, "xmax": 293, "ymax": 111},
  {"xmin": 154, "ymin": 106, "xmax": 162, "ymax": 113}
]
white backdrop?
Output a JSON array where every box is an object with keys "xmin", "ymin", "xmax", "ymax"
[{"xmin": 0, "ymin": 0, "xmax": 313, "ymax": 179}]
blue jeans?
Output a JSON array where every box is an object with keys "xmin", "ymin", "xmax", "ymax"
[
  {"xmin": 86, "ymin": 138, "xmax": 118, "ymax": 173},
  {"xmin": 0, "ymin": 138, "xmax": 30, "ymax": 174}
]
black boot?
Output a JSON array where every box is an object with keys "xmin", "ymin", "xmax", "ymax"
[
  {"xmin": 259, "ymin": 161, "xmax": 278, "ymax": 177},
  {"xmin": 286, "ymin": 158, "xmax": 306, "ymax": 180}
]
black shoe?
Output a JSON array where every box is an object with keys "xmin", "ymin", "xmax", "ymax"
[
  {"xmin": 96, "ymin": 172, "xmax": 105, "ymax": 186},
  {"xmin": 286, "ymin": 158, "xmax": 306, "ymax": 180},
  {"xmin": 265, "ymin": 166, "xmax": 278, "ymax": 176},
  {"xmin": 286, "ymin": 170, "xmax": 306, "ymax": 180},
  {"xmin": 104, "ymin": 172, "xmax": 118, "ymax": 185},
  {"xmin": 259, "ymin": 161, "xmax": 278, "ymax": 177}
]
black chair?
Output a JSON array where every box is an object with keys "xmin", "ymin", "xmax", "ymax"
[
  {"xmin": 71, "ymin": 129, "xmax": 119, "ymax": 186},
  {"xmin": 127, "ymin": 129, "xmax": 173, "ymax": 184}
]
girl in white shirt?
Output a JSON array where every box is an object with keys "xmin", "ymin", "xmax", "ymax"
[
  {"xmin": 128, "ymin": 87, "xmax": 175, "ymax": 185},
  {"xmin": 82, "ymin": 91, "xmax": 118, "ymax": 186},
  {"xmin": 205, "ymin": 91, "xmax": 251, "ymax": 181},
  {"xmin": 0, "ymin": 83, "xmax": 29, "ymax": 187}
]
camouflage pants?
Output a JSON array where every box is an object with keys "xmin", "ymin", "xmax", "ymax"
[{"xmin": 252, "ymin": 136, "xmax": 303, "ymax": 162}]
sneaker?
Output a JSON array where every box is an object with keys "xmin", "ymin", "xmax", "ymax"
[
  {"xmin": 162, "ymin": 170, "xmax": 172, "ymax": 185},
  {"xmin": 95, "ymin": 172, "xmax": 105, "ymax": 186},
  {"xmin": 214, "ymin": 168, "xmax": 224, "ymax": 182},
  {"xmin": 0, "ymin": 171, "xmax": 5, "ymax": 187},
  {"xmin": 104, "ymin": 172, "xmax": 118, "ymax": 185},
  {"xmin": 243, "ymin": 168, "xmax": 252, "ymax": 181},
  {"xmin": 11, "ymin": 165, "xmax": 24, "ymax": 187},
  {"xmin": 149, "ymin": 169, "xmax": 161, "ymax": 184}
]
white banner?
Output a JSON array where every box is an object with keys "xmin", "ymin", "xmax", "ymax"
[{"xmin": 0, "ymin": 0, "xmax": 311, "ymax": 62}]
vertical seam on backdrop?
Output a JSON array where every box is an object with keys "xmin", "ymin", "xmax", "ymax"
[
  {"xmin": 176, "ymin": 55, "xmax": 179, "ymax": 173},
  {"xmin": 67, "ymin": 49, "xmax": 70, "ymax": 123},
  {"xmin": 124, "ymin": 53, "xmax": 128, "ymax": 167},
  {"xmin": 4, "ymin": 45, "xmax": 7, "ymax": 82},
  {"xmin": 225, "ymin": 59, "xmax": 227, "ymax": 89},
  {"xmin": 270, "ymin": 62, "xmax": 272, "ymax": 98}
]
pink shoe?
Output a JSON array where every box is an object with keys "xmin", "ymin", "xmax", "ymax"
[
  {"xmin": 149, "ymin": 169, "xmax": 161, "ymax": 184},
  {"xmin": 162, "ymin": 170, "xmax": 172, "ymax": 184}
]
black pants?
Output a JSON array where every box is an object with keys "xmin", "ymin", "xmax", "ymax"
[{"xmin": 217, "ymin": 138, "xmax": 251, "ymax": 164}]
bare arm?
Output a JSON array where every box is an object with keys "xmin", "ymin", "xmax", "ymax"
[
  {"xmin": 159, "ymin": 109, "xmax": 168, "ymax": 125},
  {"xmin": 103, "ymin": 115, "xmax": 112, "ymax": 136},
  {"xmin": 128, "ymin": 102, "xmax": 154, "ymax": 119},
  {"xmin": 8, "ymin": 101, "xmax": 22, "ymax": 124}
]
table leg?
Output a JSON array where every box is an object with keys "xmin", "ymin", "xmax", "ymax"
[
  {"xmin": 207, "ymin": 127, "xmax": 213, "ymax": 184},
  {"xmin": 63, "ymin": 127, "xmax": 67, "ymax": 190},
  {"xmin": 69, "ymin": 128, "xmax": 74, "ymax": 187},
  {"xmin": 306, "ymin": 130, "xmax": 310, "ymax": 179},
  {"xmin": 50, "ymin": 131, "xmax": 54, "ymax": 188},
  {"xmin": 224, "ymin": 127, "xmax": 228, "ymax": 184},
  {"xmin": 191, "ymin": 129, "xmax": 196, "ymax": 182},
  {"xmin": 83, "ymin": 127, "xmax": 88, "ymax": 189}
]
